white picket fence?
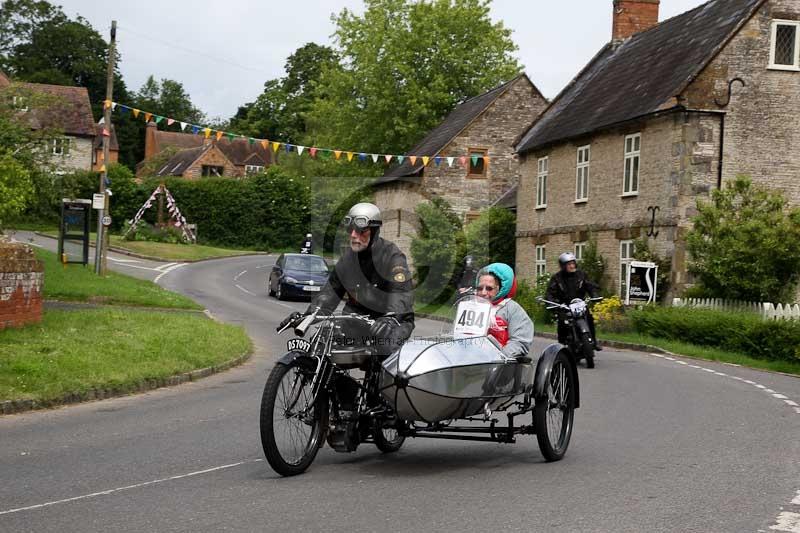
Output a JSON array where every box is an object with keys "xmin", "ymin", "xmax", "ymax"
[{"xmin": 672, "ymin": 298, "xmax": 800, "ymax": 321}]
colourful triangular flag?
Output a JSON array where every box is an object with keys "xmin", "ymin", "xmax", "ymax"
[
  {"xmin": 285, "ymin": 144, "xmax": 293, "ymax": 153},
  {"xmin": 297, "ymin": 146, "xmax": 305, "ymax": 156},
  {"xmin": 98, "ymin": 164, "xmax": 106, "ymax": 172},
  {"xmin": 104, "ymin": 99, "xmax": 112, "ymax": 109},
  {"xmin": 459, "ymin": 156, "xmax": 467, "ymax": 167},
  {"xmin": 371, "ymin": 154, "xmax": 379, "ymax": 163},
  {"xmin": 260, "ymin": 140, "xmax": 269, "ymax": 150},
  {"xmin": 434, "ymin": 156, "xmax": 442, "ymax": 166},
  {"xmin": 409, "ymin": 156, "xmax": 417, "ymax": 165},
  {"xmin": 102, "ymin": 128, "xmax": 110, "ymax": 137},
  {"xmin": 111, "ymin": 102, "xmax": 117, "ymax": 111},
  {"xmin": 204, "ymin": 128, "xmax": 211, "ymax": 138},
  {"xmin": 167, "ymin": 118, "xmax": 175, "ymax": 126},
  {"xmin": 144, "ymin": 112, "xmax": 152, "ymax": 122},
  {"xmin": 471, "ymin": 155, "xmax": 478, "ymax": 167},
  {"xmin": 397, "ymin": 155, "xmax": 405, "ymax": 164},
  {"xmin": 483, "ymin": 156, "xmax": 490, "ymax": 166},
  {"xmin": 248, "ymin": 137, "xmax": 256, "ymax": 145},
  {"xmin": 309, "ymin": 147, "xmax": 317, "ymax": 158},
  {"xmin": 334, "ymin": 150, "xmax": 342, "ymax": 160},
  {"xmin": 192, "ymin": 125, "xmax": 200, "ymax": 135},
  {"xmin": 132, "ymin": 109, "xmax": 140, "ymax": 118},
  {"xmin": 154, "ymin": 115, "xmax": 164, "ymax": 124},
  {"xmin": 346, "ymin": 151, "xmax": 354, "ymax": 162},
  {"xmin": 226, "ymin": 132, "xmax": 235, "ymax": 141},
  {"xmin": 446, "ymin": 156, "xmax": 455, "ymax": 167},
  {"xmin": 215, "ymin": 130, "xmax": 223, "ymax": 141},
  {"xmin": 180, "ymin": 122, "xmax": 188, "ymax": 131},
  {"xmin": 272, "ymin": 142, "xmax": 281, "ymax": 152},
  {"xmin": 422, "ymin": 156, "xmax": 430, "ymax": 166},
  {"xmin": 358, "ymin": 153, "xmax": 367, "ymax": 162},
  {"xmin": 384, "ymin": 154, "xmax": 393, "ymax": 164}
]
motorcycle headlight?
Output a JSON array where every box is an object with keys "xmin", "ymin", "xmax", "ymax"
[
  {"xmin": 569, "ymin": 300, "xmax": 587, "ymax": 315},
  {"xmin": 284, "ymin": 276, "xmax": 299, "ymax": 284}
]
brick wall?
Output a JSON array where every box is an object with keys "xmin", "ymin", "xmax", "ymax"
[{"xmin": 0, "ymin": 240, "xmax": 44, "ymax": 330}]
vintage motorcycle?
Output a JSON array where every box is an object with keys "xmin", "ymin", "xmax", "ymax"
[
  {"xmin": 260, "ymin": 295, "xmax": 579, "ymax": 477},
  {"xmin": 537, "ymin": 296, "xmax": 603, "ymax": 368}
]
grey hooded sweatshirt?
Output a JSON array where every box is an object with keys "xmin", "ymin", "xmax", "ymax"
[{"xmin": 493, "ymin": 298, "xmax": 534, "ymax": 358}]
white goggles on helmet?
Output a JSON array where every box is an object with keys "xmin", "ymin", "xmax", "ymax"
[{"xmin": 342, "ymin": 215, "xmax": 380, "ymax": 230}]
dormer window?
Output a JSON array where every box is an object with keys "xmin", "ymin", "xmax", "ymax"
[
  {"xmin": 769, "ymin": 20, "xmax": 800, "ymax": 71},
  {"xmin": 12, "ymin": 96, "xmax": 28, "ymax": 111}
]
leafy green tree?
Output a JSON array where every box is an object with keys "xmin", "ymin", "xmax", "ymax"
[
  {"xmin": 578, "ymin": 234, "xmax": 607, "ymax": 293},
  {"xmin": 230, "ymin": 43, "xmax": 338, "ymax": 144},
  {"xmin": 0, "ymin": 150, "xmax": 33, "ymax": 230},
  {"xmin": 411, "ymin": 197, "xmax": 465, "ymax": 304},
  {"xmin": 632, "ymin": 237, "xmax": 671, "ymax": 302},
  {"xmin": 686, "ymin": 176, "xmax": 800, "ymax": 302},
  {"xmin": 307, "ymin": 0, "xmax": 521, "ymax": 154},
  {"xmin": 464, "ymin": 206, "xmax": 516, "ymax": 268}
]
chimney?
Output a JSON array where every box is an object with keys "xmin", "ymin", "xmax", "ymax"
[
  {"xmin": 613, "ymin": 0, "xmax": 660, "ymax": 41},
  {"xmin": 144, "ymin": 121, "xmax": 158, "ymax": 160}
]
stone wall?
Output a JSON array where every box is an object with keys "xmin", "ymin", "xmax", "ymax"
[
  {"xmin": 0, "ymin": 239, "xmax": 44, "ymax": 330},
  {"xmin": 53, "ymin": 136, "xmax": 93, "ymax": 172},
  {"xmin": 683, "ymin": 0, "xmax": 800, "ymax": 205},
  {"xmin": 182, "ymin": 146, "xmax": 239, "ymax": 179}
]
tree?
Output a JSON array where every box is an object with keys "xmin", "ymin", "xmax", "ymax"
[
  {"xmin": 464, "ymin": 207, "xmax": 516, "ymax": 268},
  {"xmin": 686, "ymin": 176, "xmax": 800, "ymax": 302},
  {"xmin": 578, "ymin": 234, "xmax": 607, "ymax": 294},
  {"xmin": 411, "ymin": 197, "xmax": 465, "ymax": 304},
  {"xmin": 0, "ymin": 150, "xmax": 33, "ymax": 230},
  {"xmin": 230, "ymin": 43, "xmax": 338, "ymax": 144},
  {"xmin": 306, "ymin": 0, "xmax": 521, "ymax": 154}
]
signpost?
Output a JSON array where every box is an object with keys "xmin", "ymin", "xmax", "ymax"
[
  {"xmin": 59, "ymin": 199, "xmax": 92, "ymax": 265},
  {"xmin": 625, "ymin": 261, "xmax": 658, "ymax": 305}
]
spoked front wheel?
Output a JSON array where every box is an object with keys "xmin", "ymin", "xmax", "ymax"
[
  {"xmin": 533, "ymin": 350, "xmax": 576, "ymax": 461},
  {"xmin": 260, "ymin": 360, "xmax": 328, "ymax": 476}
]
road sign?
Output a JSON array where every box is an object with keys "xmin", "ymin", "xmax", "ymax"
[
  {"xmin": 102, "ymin": 215, "xmax": 112, "ymax": 227},
  {"xmin": 92, "ymin": 193, "xmax": 105, "ymax": 209},
  {"xmin": 626, "ymin": 261, "xmax": 658, "ymax": 305}
]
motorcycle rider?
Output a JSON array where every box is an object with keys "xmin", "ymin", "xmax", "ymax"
[
  {"xmin": 475, "ymin": 263, "xmax": 533, "ymax": 358},
  {"xmin": 300, "ymin": 233, "xmax": 314, "ymax": 254},
  {"xmin": 280, "ymin": 203, "xmax": 414, "ymax": 355},
  {"xmin": 545, "ymin": 252, "xmax": 602, "ymax": 351},
  {"xmin": 457, "ymin": 255, "xmax": 480, "ymax": 294}
]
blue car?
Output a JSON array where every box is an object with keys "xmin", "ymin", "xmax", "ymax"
[{"xmin": 268, "ymin": 253, "xmax": 330, "ymax": 301}]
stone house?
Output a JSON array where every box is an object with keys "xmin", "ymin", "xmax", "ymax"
[
  {"xmin": 140, "ymin": 122, "xmax": 271, "ymax": 179},
  {"xmin": 0, "ymin": 71, "xmax": 96, "ymax": 173},
  {"xmin": 373, "ymin": 74, "xmax": 548, "ymax": 261},
  {"xmin": 515, "ymin": 0, "xmax": 800, "ymax": 300}
]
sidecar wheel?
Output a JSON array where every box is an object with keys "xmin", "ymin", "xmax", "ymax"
[
  {"xmin": 374, "ymin": 421, "xmax": 405, "ymax": 453},
  {"xmin": 534, "ymin": 350, "xmax": 575, "ymax": 461},
  {"xmin": 260, "ymin": 361, "xmax": 328, "ymax": 476}
]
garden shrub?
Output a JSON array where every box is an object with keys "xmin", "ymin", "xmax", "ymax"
[
  {"xmin": 515, "ymin": 274, "xmax": 554, "ymax": 326},
  {"xmin": 629, "ymin": 306, "xmax": 800, "ymax": 362}
]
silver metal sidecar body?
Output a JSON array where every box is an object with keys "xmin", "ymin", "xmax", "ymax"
[{"xmin": 380, "ymin": 336, "xmax": 534, "ymax": 423}]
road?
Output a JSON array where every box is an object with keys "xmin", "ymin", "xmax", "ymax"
[{"xmin": 1, "ymin": 231, "xmax": 799, "ymax": 532}]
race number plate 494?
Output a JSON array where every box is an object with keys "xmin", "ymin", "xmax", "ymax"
[
  {"xmin": 287, "ymin": 338, "xmax": 311, "ymax": 353},
  {"xmin": 453, "ymin": 299, "xmax": 492, "ymax": 339}
]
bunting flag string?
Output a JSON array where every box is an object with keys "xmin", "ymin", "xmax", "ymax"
[{"xmin": 109, "ymin": 101, "xmax": 491, "ymax": 170}]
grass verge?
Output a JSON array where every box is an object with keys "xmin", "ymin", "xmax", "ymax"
[
  {"xmin": 37, "ymin": 248, "xmax": 200, "ymax": 310},
  {"xmin": 0, "ymin": 309, "xmax": 251, "ymax": 403},
  {"xmin": 41, "ymin": 230, "xmax": 263, "ymax": 262}
]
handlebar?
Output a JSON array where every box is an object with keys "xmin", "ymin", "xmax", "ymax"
[
  {"xmin": 536, "ymin": 296, "xmax": 603, "ymax": 311},
  {"xmin": 277, "ymin": 309, "xmax": 393, "ymax": 336}
]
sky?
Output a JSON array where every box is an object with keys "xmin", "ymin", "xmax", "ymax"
[{"xmin": 57, "ymin": 0, "xmax": 710, "ymax": 121}]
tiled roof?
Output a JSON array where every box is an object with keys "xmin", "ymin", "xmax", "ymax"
[
  {"xmin": 379, "ymin": 74, "xmax": 536, "ymax": 182},
  {"xmin": 491, "ymin": 185, "xmax": 517, "ymax": 209},
  {"xmin": 14, "ymin": 81, "xmax": 96, "ymax": 137},
  {"xmin": 153, "ymin": 129, "xmax": 271, "ymax": 166},
  {"xmin": 155, "ymin": 145, "xmax": 211, "ymax": 177},
  {"xmin": 516, "ymin": 0, "xmax": 765, "ymax": 153}
]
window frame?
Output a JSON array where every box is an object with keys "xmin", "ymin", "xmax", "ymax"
[
  {"xmin": 574, "ymin": 242, "xmax": 587, "ymax": 262},
  {"xmin": 535, "ymin": 245, "xmax": 547, "ymax": 277},
  {"xmin": 769, "ymin": 19, "xmax": 800, "ymax": 71},
  {"xmin": 619, "ymin": 240, "xmax": 635, "ymax": 297},
  {"xmin": 536, "ymin": 156, "xmax": 548, "ymax": 209},
  {"xmin": 12, "ymin": 95, "xmax": 28, "ymax": 112},
  {"xmin": 51, "ymin": 137, "xmax": 69, "ymax": 156},
  {"xmin": 575, "ymin": 145, "xmax": 590, "ymax": 203},
  {"xmin": 245, "ymin": 164, "xmax": 264, "ymax": 176},
  {"xmin": 201, "ymin": 164, "xmax": 225, "ymax": 177},
  {"xmin": 467, "ymin": 147, "xmax": 488, "ymax": 178},
  {"xmin": 623, "ymin": 133, "xmax": 641, "ymax": 196}
]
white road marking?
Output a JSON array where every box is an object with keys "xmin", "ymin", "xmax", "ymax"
[
  {"xmin": 795, "ymin": 407, "xmax": 800, "ymax": 415},
  {"xmin": 0, "ymin": 459, "xmax": 263, "ymax": 516},
  {"xmin": 255, "ymin": 264, "xmax": 272, "ymax": 269},
  {"xmin": 755, "ymin": 384, "xmax": 767, "ymax": 389},
  {"xmin": 784, "ymin": 400, "xmax": 798, "ymax": 407},
  {"xmin": 702, "ymin": 368, "xmax": 715, "ymax": 373},
  {"xmin": 234, "ymin": 270, "xmax": 247, "ymax": 281},
  {"xmin": 770, "ymin": 511, "xmax": 800, "ymax": 532},
  {"xmin": 773, "ymin": 394, "xmax": 789, "ymax": 400},
  {"xmin": 765, "ymin": 389, "xmax": 777, "ymax": 394},
  {"xmin": 744, "ymin": 380, "xmax": 756, "ymax": 385},
  {"xmin": 235, "ymin": 284, "xmax": 256, "ymax": 296},
  {"xmin": 153, "ymin": 263, "xmax": 185, "ymax": 283},
  {"xmin": 107, "ymin": 257, "xmax": 141, "ymax": 264},
  {"xmin": 155, "ymin": 262, "xmax": 177, "ymax": 272},
  {"xmin": 676, "ymin": 361, "xmax": 688, "ymax": 365}
]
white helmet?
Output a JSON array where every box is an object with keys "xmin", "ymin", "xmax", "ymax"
[{"xmin": 558, "ymin": 252, "xmax": 577, "ymax": 268}]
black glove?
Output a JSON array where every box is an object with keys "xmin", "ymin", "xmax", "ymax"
[
  {"xmin": 277, "ymin": 311, "xmax": 303, "ymax": 332},
  {"xmin": 370, "ymin": 316, "xmax": 400, "ymax": 341}
]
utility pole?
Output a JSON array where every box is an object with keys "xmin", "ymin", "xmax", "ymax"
[{"xmin": 95, "ymin": 20, "xmax": 116, "ymax": 275}]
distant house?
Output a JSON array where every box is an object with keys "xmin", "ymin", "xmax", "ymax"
[
  {"xmin": 373, "ymin": 74, "xmax": 548, "ymax": 261},
  {"xmin": 0, "ymin": 71, "xmax": 96, "ymax": 173},
  {"xmin": 92, "ymin": 123, "xmax": 119, "ymax": 171},
  {"xmin": 139, "ymin": 122, "xmax": 271, "ymax": 179},
  {"xmin": 514, "ymin": 0, "xmax": 800, "ymax": 299}
]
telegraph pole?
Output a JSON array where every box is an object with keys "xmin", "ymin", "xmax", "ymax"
[{"xmin": 95, "ymin": 20, "xmax": 116, "ymax": 275}]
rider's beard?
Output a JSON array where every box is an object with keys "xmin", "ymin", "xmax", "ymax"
[{"xmin": 350, "ymin": 239, "xmax": 368, "ymax": 252}]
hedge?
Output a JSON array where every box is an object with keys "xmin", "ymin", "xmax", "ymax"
[{"xmin": 629, "ymin": 306, "xmax": 800, "ymax": 362}]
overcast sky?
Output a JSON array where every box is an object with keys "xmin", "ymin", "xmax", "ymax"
[{"xmin": 58, "ymin": 0, "xmax": 709, "ymax": 121}]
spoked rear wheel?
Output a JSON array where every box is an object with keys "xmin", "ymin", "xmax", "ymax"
[
  {"xmin": 533, "ymin": 350, "xmax": 576, "ymax": 461},
  {"xmin": 374, "ymin": 421, "xmax": 405, "ymax": 453},
  {"xmin": 260, "ymin": 360, "xmax": 328, "ymax": 476}
]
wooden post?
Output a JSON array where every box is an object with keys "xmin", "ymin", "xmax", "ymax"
[{"xmin": 94, "ymin": 20, "xmax": 116, "ymax": 275}]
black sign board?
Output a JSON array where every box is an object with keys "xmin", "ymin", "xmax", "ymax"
[
  {"xmin": 626, "ymin": 261, "xmax": 658, "ymax": 304},
  {"xmin": 59, "ymin": 199, "xmax": 92, "ymax": 265}
]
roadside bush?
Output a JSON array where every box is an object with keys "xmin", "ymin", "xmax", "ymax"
[
  {"xmin": 122, "ymin": 221, "xmax": 184, "ymax": 244},
  {"xmin": 593, "ymin": 296, "xmax": 632, "ymax": 333},
  {"xmin": 578, "ymin": 234, "xmax": 607, "ymax": 293},
  {"xmin": 464, "ymin": 207, "xmax": 516, "ymax": 268},
  {"xmin": 516, "ymin": 274, "xmax": 554, "ymax": 326},
  {"xmin": 629, "ymin": 306, "xmax": 800, "ymax": 362}
]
